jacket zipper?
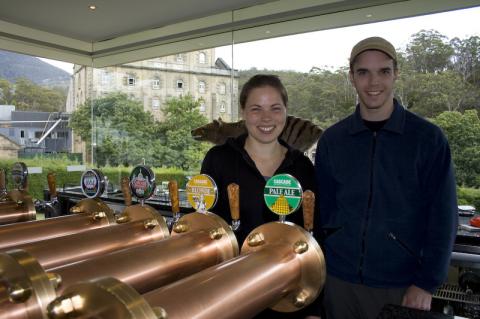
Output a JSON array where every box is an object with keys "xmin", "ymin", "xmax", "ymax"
[
  {"xmin": 359, "ymin": 131, "xmax": 377, "ymax": 283},
  {"xmin": 388, "ymin": 232, "xmax": 422, "ymax": 265}
]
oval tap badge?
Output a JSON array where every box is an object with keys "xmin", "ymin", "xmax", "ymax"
[
  {"xmin": 81, "ymin": 169, "xmax": 106, "ymax": 198},
  {"xmin": 130, "ymin": 165, "xmax": 156, "ymax": 200},
  {"xmin": 264, "ymin": 174, "xmax": 303, "ymax": 216},
  {"xmin": 186, "ymin": 174, "xmax": 217, "ymax": 212}
]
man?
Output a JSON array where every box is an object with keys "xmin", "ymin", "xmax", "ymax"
[{"xmin": 314, "ymin": 37, "xmax": 458, "ymax": 319}]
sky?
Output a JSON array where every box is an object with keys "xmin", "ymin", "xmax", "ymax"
[{"xmin": 41, "ymin": 6, "xmax": 480, "ymax": 74}]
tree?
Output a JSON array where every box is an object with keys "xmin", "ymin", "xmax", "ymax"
[
  {"xmin": 450, "ymin": 35, "xmax": 480, "ymax": 86},
  {"xmin": 433, "ymin": 110, "xmax": 480, "ymax": 187},
  {"xmin": 402, "ymin": 71, "xmax": 478, "ymax": 118},
  {"xmin": 70, "ymin": 93, "xmax": 210, "ymax": 170},
  {"xmin": 406, "ymin": 30, "xmax": 454, "ymax": 74},
  {"xmin": 157, "ymin": 95, "xmax": 209, "ymax": 170},
  {"xmin": 0, "ymin": 78, "xmax": 14, "ymax": 104},
  {"xmin": 70, "ymin": 93, "xmax": 157, "ymax": 167},
  {"xmin": 11, "ymin": 78, "xmax": 66, "ymax": 112}
]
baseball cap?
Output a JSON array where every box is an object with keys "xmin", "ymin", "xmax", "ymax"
[{"xmin": 350, "ymin": 36, "xmax": 397, "ymax": 64}]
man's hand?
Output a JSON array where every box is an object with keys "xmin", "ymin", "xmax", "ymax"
[{"xmin": 401, "ymin": 285, "xmax": 432, "ymax": 311}]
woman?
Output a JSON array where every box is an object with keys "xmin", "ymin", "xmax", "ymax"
[{"xmin": 201, "ymin": 75, "xmax": 320, "ymax": 319}]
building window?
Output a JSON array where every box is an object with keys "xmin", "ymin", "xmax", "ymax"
[
  {"xmin": 199, "ymin": 102, "xmax": 206, "ymax": 112},
  {"xmin": 20, "ymin": 130, "xmax": 25, "ymax": 138},
  {"xmin": 176, "ymin": 79, "xmax": 184, "ymax": 90},
  {"xmin": 219, "ymin": 102, "xmax": 226, "ymax": 113},
  {"xmin": 198, "ymin": 81, "xmax": 206, "ymax": 93},
  {"xmin": 176, "ymin": 54, "xmax": 184, "ymax": 62},
  {"xmin": 199, "ymin": 52, "xmax": 206, "ymax": 64},
  {"xmin": 57, "ymin": 131, "xmax": 68, "ymax": 138},
  {"xmin": 219, "ymin": 83, "xmax": 226, "ymax": 95},
  {"xmin": 127, "ymin": 74, "xmax": 136, "ymax": 86},
  {"xmin": 152, "ymin": 78, "xmax": 160, "ymax": 89},
  {"xmin": 101, "ymin": 71, "xmax": 110, "ymax": 85},
  {"xmin": 34, "ymin": 131, "xmax": 43, "ymax": 139},
  {"xmin": 152, "ymin": 98, "xmax": 160, "ymax": 109}
]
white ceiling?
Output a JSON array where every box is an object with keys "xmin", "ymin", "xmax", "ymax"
[
  {"xmin": 0, "ymin": 0, "xmax": 479, "ymax": 67},
  {"xmin": 0, "ymin": 0, "xmax": 278, "ymax": 42}
]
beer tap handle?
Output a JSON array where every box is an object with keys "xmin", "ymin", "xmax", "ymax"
[
  {"xmin": 0, "ymin": 168, "xmax": 7, "ymax": 198},
  {"xmin": 121, "ymin": 176, "xmax": 132, "ymax": 206},
  {"xmin": 47, "ymin": 172, "xmax": 58, "ymax": 200},
  {"xmin": 227, "ymin": 183, "xmax": 240, "ymax": 231},
  {"xmin": 302, "ymin": 190, "xmax": 315, "ymax": 234},
  {"xmin": 168, "ymin": 180, "xmax": 180, "ymax": 222}
]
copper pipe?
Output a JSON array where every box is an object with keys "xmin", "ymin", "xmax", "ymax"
[
  {"xmin": 1, "ymin": 212, "xmax": 236, "ymax": 319},
  {"xmin": 0, "ymin": 198, "xmax": 115, "ymax": 250},
  {"xmin": 46, "ymin": 222, "xmax": 325, "ymax": 319},
  {"xmin": 2, "ymin": 216, "xmax": 169, "ymax": 269}
]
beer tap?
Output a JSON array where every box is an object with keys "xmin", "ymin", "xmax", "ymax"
[
  {"xmin": 227, "ymin": 183, "xmax": 240, "ymax": 231},
  {"xmin": 0, "ymin": 168, "xmax": 8, "ymax": 202},
  {"xmin": 168, "ymin": 180, "xmax": 181, "ymax": 229},
  {"xmin": 121, "ymin": 176, "xmax": 132, "ymax": 207},
  {"xmin": 35, "ymin": 172, "xmax": 61, "ymax": 218},
  {"xmin": 302, "ymin": 190, "xmax": 315, "ymax": 235}
]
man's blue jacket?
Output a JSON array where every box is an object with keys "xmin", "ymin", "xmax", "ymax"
[{"xmin": 314, "ymin": 100, "xmax": 458, "ymax": 293}]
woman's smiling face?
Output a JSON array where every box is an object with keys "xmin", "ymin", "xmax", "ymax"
[{"xmin": 242, "ymin": 85, "xmax": 287, "ymax": 145}]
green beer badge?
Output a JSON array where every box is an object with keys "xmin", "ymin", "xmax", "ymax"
[{"xmin": 264, "ymin": 174, "xmax": 303, "ymax": 216}]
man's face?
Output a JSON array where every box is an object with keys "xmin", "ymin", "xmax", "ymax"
[{"xmin": 349, "ymin": 50, "xmax": 398, "ymax": 113}]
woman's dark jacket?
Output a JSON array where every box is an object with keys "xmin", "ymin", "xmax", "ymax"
[{"xmin": 201, "ymin": 133, "xmax": 317, "ymax": 244}]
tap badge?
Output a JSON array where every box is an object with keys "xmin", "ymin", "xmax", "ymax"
[
  {"xmin": 264, "ymin": 174, "xmax": 303, "ymax": 216},
  {"xmin": 129, "ymin": 165, "xmax": 155, "ymax": 200},
  {"xmin": 186, "ymin": 174, "xmax": 217, "ymax": 212},
  {"xmin": 81, "ymin": 169, "xmax": 106, "ymax": 198},
  {"xmin": 11, "ymin": 162, "xmax": 28, "ymax": 190}
]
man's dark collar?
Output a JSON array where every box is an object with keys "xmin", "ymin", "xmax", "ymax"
[{"xmin": 348, "ymin": 99, "xmax": 405, "ymax": 135}]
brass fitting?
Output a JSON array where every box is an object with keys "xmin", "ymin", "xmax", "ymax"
[
  {"xmin": 91, "ymin": 211, "xmax": 106, "ymax": 221},
  {"xmin": 293, "ymin": 241, "xmax": 309, "ymax": 254},
  {"xmin": 153, "ymin": 307, "xmax": 168, "ymax": 319},
  {"xmin": 144, "ymin": 218, "xmax": 160, "ymax": 230},
  {"xmin": 70, "ymin": 205, "xmax": 82, "ymax": 213},
  {"xmin": 8, "ymin": 282, "xmax": 32, "ymax": 303},
  {"xmin": 172, "ymin": 221, "xmax": 188, "ymax": 233},
  {"xmin": 293, "ymin": 290, "xmax": 309, "ymax": 308},
  {"xmin": 209, "ymin": 228, "xmax": 223, "ymax": 240},
  {"xmin": 247, "ymin": 232, "xmax": 265, "ymax": 247},
  {"xmin": 47, "ymin": 294, "xmax": 84, "ymax": 318},
  {"xmin": 115, "ymin": 214, "xmax": 131, "ymax": 224},
  {"xmin": 47, "ymin": 272, "xmax": 63, "ymax": 289}
]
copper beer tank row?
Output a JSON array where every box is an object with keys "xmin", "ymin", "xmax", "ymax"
[
  {"xmin": 0, "ymin": 169, "xmax": 151, "ymax": 251},
  {"xmin": 0, "ymin": 198, "xmax": 116, "ymax": 250},
  {"xmin": 0, "ymin": 204, "xmax": 169, "ymax": 269},
  {"xmin": 0, "ymin": 211, "xmax": 238, "ymax": 319},
  {"xmin": 46, "ymin": 221, "xmax": 326, "ymax": 319}
]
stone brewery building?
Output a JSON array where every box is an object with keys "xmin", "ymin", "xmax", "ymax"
[{"xmin": 67, "ymin": 49, "xmax": 239, "ymax": 122}]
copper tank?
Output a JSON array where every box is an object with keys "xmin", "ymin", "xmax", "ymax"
[
  {"xmin": 0, "ymin": 198, "xmax": 116, "ymax": 250},
  {"xmin": 0, "ymin": 204, "xmax": 169, "ymax": 269},
  {"xmin": 0, "ymin": 190, "xmax": 36, "ymax": 225},
  {"xmin": 46, "ymin": 222, "xmax": 326, "ymax": 319}
]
